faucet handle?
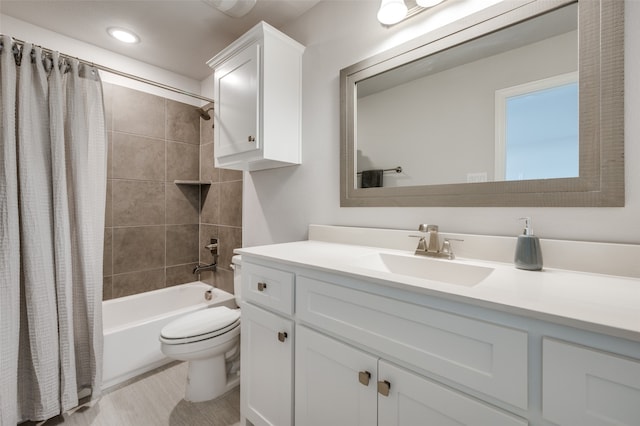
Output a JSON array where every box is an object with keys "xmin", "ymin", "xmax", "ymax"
[
  {"xmin": 441, "ymin": 238, "xmax": 463, "ymax": 260},
  {"xmin": 409, "ymin": 234, "xmax": 428, "ymax": 252},
  {"xmin": 418, "ymin": 224, "xmax": 438, "ymax": 233},
  {"xmin": 205, "ymin": 238, "xmax": 218, "ymax": 254}
]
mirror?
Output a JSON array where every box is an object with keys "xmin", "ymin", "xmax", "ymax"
[{"xmin": 340, "ymin": 0, "xmax": 624, "ymax": 207}]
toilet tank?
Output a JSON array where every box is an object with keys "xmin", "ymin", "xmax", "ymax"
[{"xmin": 231, "ymin": 255, "xmax": 242, "ymax": 303}]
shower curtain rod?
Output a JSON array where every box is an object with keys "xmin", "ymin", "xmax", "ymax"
[{"xmin": 7, "ymin": 36, "xmax": 215, "ymax": 104}]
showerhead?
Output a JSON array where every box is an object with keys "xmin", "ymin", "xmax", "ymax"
[{"xmin": 197, "ymin": 106, "xmax": 214, "ymax": 120}]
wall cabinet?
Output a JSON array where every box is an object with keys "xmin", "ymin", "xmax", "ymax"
[{"xmin": 207, "ymin": 22, "xmax": 304, "ymax": 171}]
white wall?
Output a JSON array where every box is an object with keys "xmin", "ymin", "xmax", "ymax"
[
  {"xmin": 243, "ymin": 0, "xmax": 640, "ymax": 246},
  {"xmin": 1, "ymin": 14, "xmax": 205, "ymax": 106}
]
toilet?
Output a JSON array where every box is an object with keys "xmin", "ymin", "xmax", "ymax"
[{"xmin": 159, "ymin": 256, "xmax": 243, "ymax": 402}]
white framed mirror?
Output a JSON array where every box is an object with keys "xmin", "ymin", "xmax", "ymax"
[{"xmin": 340, "ymin": 0, "xmax": 624, "ymax": 207}]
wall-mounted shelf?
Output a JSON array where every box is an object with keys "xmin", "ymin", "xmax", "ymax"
[{"xmin": 173, "ymin": 180, "xmax": 212, "ymax": 185}]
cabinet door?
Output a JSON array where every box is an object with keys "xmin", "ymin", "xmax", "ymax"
[
  {"xmin": 215, "ymin": 42, "xmax": 259, "ymax": 158},
  {"xmin": 378, "ymin": 361, "xmax": 527, "ymax": 426},
  {"xmin": 295, "ymin": 325, "xmax": 377, "ymax": 426},
  {"xmin": 543, "ymin": 338, "xmax": 640, "ymax": 425},
  {"xmin": 241, "ymin": 303, "xmax": 293, "ymax": 426}
]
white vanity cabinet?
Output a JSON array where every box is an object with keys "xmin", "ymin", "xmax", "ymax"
[
  {"xmin": 542, "ymin": 338, "xmax": 640, "ymax": 425},
  {"xmin": 295, "ymin": 325, "xmax": 378, "ymax": 425},
  {"xmin": 239, "ymin": 250, "xmax": 640, "ymax": 426},
  {"xmin": 207, "ymin": 22, "xmax": 304, "ymax": 171},
  {"xmin": 295, "ymin": 325, "xmax": 526, "ymax": 426},
  {"xmin": 240, "ymin": 263, "xmax": 295, "ymax": 426}
]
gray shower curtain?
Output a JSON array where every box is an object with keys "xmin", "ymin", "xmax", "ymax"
[{"xmin": 0, "ymin": 36, "xmax": 106, "ymax": 424}]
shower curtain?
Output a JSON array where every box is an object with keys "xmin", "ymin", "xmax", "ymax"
[{"xmin": 0, "ymin": 36, "xmax": 106, "ymax": 424}]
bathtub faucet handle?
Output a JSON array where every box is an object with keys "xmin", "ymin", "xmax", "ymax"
[{"xmin": 205, "ymin": 238, "xmax": 218, "ymax": 254}]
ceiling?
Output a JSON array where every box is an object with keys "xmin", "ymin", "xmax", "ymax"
[{"xmin": 0, "ymin": 0, "xmax": 322, "ymax": 81}]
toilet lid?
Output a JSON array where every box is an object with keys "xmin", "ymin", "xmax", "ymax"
[{"xmin": 160, "ymin": 306, "xmax": 240, "ymax": 340}]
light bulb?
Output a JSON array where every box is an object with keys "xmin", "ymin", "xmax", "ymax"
[
  {"xmin": 416, "ymin": 0, "xmax": 445, "ymax": 7},
  {"xmin": 377, "ymin": 0, "xmax": 408, "ymax": 25},
  {"xmin": 107, "ymin": 27, "xmax": 140, "ymax": 44}
]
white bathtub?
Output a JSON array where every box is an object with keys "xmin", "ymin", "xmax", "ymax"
[{"xmin": 102, "ymin": 282, "xmax": 237, "ymax": 389}]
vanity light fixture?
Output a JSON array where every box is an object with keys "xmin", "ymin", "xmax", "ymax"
[
  {"xmin": 377, "ymin": 0, "xmax": 409, "ymax": 26},
  {"xmin": 378, "ymin": 0, "xmax": 448, "ymax": 26},
  {"xmin": 107, "ymin": 27, "xmax": 140, "ymax": 44}
]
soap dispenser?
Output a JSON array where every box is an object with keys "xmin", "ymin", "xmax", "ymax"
[{"xmin": 514, "ymin": 217, "xmax": 543, "ymax": 271}]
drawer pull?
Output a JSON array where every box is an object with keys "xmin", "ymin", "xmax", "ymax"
[
  {"xmin": 257, "ymin": 282, "xmax": 267, "ymax": 291},
  {"xmin": 358, "ymin": 371, "xmax": 371, "ymax": 386},
  {"xmin": 248, "ymin": 135, "xmax": 256, "ymax": 142},
  {"xmin": 378, "ymin": 380, "xmax": 391, "ymax": 396},
  {"xmin": 277, "ymin": 331, "xmax": 288, "ymax": 342}
]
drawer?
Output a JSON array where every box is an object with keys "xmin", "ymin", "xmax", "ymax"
[
  {"xmin": 543, "ymin": 338, "xmax": 640, "ymax": 426},
  {"xmin": 242, "ymin": 262, "xmax": 294, "ymax": 315},
  {"xmin": 296, "ymin": 276, "xmax": 528, "ymax": 409}
]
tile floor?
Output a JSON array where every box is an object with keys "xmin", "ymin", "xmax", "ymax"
[{"xmin": 32, "ymin": 362, "xmax": 240, "ymax": 426}]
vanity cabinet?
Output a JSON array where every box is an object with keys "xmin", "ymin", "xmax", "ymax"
[
  {"xmin": 239, "ymin": 252, "xmax": 640, "ymax": 426},
  {"xmin": 295, "ymin": 325, "xmax": 378, "ymax": 425},
  {"xmin": 240, "ymin": 262, "xmax": 295, "ymax": 426},
  {"xmin": 296, "ymin": 275, "xmax": 529, "ymax": 410},
  {"xmin": 207, "ymin": 22, "xmax": 304, "ymax": 171},
  {"xmin": 295, "ymin": 325, "xmax": 526, "ymax": 426},
  {"xmin": 542, "ymin": 338, "xmax": 640, "ymax": 425}
]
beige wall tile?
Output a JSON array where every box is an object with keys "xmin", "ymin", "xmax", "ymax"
[
  {"xmin": 215, "ymin": 268, "xmax": 235, "ymax": 294},
  {"xmin": 167, "ymin": 99, "xmax": 200, "ymax": 145},
  {"xmin": 112, "ymin": 268, "xmax": 165, "ymax": 298},
  {"xmin": 200, "ymin": 107, "xmax": 214, "ymax": 145},
  {"xmin": 199, "ymin": 224, "xmax": 219, "ymax": 264},
  {"xmin": 166, "ymin": 224, "xmax": 199, "ymax": 266},
  {"xmin": 200, "ymin": 184, "xmax": 219, "ymax": 225},
  {"xmin": 104, "ymin": 227, "xmax": 113, "ymax": 276},
  {"xmin": 113, "ymin": 226, "xmax": 165, "ymax": 274},
  {"xmin": 217, "ymin": 226, "xmax": 242, "ymax": 272},
  {"xmin": 105, "ymin": 180, "xmax": 113, "ymax": 227},
  {"xmin": 220, "ymin": 168, "xmax": 242, "ymax": 182},
  {"xmin": 199, "ymin": 143, "xmax": 219, "ymax": 183},
  {"xmin": 113, "ymin": 133, "xmax": 165, "ymax": 181},
  {"xmin": 166, "ymin": 183, "xmax": 199, "ymax": 225},
  {"xmin": 219, "ymin": 181, "xmax": 243, "ymax": 227},
  {"xmin": 113, "ymin": 86, "xmax": 165, "ymax": 139},
  {"xmin": 166, "ymin": 263, "xmax": 198, "ymax": 287},
  {"xmin": 107, "ymin": 132, "xmax": 113, "ymax": 178},
  {"xmin": 103, "ymin": 276, "xmax": 113, "ymax": 301},
  {"xmin": 103, "ymin": 82, "xmax": 114, "ymax": 132},
  {"xmin": 112, "ymin": 180, "xmax": 165, "ymax": 226},
  {"xmin": 167, "ymin": 142, "xmax": 199, "ymax": 181}
]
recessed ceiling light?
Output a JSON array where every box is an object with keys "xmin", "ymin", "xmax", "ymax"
[{"xmin": 107, "ymin": 27, "xmax": 140, "ymax": 44}]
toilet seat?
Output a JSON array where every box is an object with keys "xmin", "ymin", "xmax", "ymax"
[{"xmin": 160, "ymin": 306, "xmax": 241, "ymax": 345}]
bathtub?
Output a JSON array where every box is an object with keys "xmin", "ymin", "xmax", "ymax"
[{"xmin": 102, "ymin": 282, "xmax": 237, "ymax": 389}]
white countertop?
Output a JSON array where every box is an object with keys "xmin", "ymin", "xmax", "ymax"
[{"xmin": 237, "ymin": 240, "xmax": 640, "ymax": 342}]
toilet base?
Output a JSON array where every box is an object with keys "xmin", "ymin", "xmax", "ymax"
[{"xmin": 185, "ymin": 355, "xmax": 240, "ymax": 402}]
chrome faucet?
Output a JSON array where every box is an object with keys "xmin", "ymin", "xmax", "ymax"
[
  {"xmin": 193, "ymin": 238, "xmax": 218, "ymax": 274},
  {"xmin": 410, "ymin": 224, "xmax": 463, "ymax": 260}
]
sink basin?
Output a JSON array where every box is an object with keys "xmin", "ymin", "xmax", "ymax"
[{"xmin": 352, "ymin": 253, "xmax": 494, "ymax": 287}]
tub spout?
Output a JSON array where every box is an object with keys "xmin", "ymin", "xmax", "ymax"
[{"xmin": 193, "ymin": 263, "xmax": 217, "ymax": 274}]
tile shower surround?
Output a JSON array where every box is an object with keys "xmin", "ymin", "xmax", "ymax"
[{"xmin": 102, "ymin": 84, "xmax": 242, "ymax": 299}]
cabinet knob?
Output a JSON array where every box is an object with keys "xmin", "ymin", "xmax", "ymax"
[
  {"xmin": 377, "ymin": 380, "xmax": 391, "ymax": 397},
  {"xmin": 358, "ymin": 371, "xmax": 371, "ymax": 386},
  {"xmin": 277, "ymin": 331, "xmax": 288, "ymax": 342},
  {"xmin": 248, "ymin": 135, "xmax": 256, "ymax": 142},
  {"xmin": 257, "ymin": 282, "xmax": 267, "ymax": 291}
]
